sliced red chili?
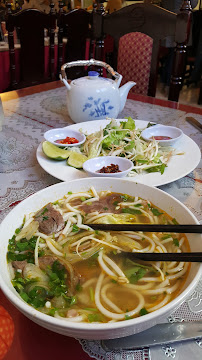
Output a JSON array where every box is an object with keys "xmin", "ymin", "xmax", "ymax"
[
  {"xmin": 55, "ymin": 137, "xmax": 79, "ymax": 144},
  {"xmin": 150, "ymin": 136, "xmax": 172, "ymax": 140}
]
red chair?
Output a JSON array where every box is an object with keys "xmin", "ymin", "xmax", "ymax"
[{"xmin": 117, "ymin": 32, "xmax": 153, "ymax": 95}]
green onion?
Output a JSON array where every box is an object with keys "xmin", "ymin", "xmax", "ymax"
[
  {"xmin": 89, "ymin": 287, "xmax": 94, "ymax": 302},
  {"xmin": 173, "ymin": 238, "xmax": 179, "ymax": 247},
  {"xmin": 140, "ymin": 308, "xmax": 148, "ymax": 316},
  {"xmin": 72, "ymin": 224, "xmax": 79, "ymax": 232},
  {"xmin": 151, "ymin": 208, "xmax": 163, "ymax": 216},
  {"xmin": 84, "ymin": 307, "xmax": 97, "ymax": 312}
]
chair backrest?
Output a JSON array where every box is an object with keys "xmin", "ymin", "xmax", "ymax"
[
  {"xmin": 117, "ymin": 32, "xmax": 153, "ymax": 95},
  {"xmin": 6, "ymin": 2, "xmax": 56, "ymax": 90},
  {"xmin": 57, "ymin": 7, "xmax": 92, "ymax": 80},
  {"xmin": 92, "ymin": 1, "xmax": 192, "ymax": 101},
  {"xmin": 105, "ymin": 0, "xmax": 122, "ymax": 14}
]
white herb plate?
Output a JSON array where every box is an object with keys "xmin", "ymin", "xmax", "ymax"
[{"xmin": 36, "ymin": 119, "xmax": 201, "ymax": 187}]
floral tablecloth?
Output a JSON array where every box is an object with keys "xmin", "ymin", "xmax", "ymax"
[{"xmin": 0, "ymin": 87, "xmax": 201, "ymax": 360}]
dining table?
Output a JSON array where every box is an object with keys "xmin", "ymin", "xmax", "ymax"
[{"xmin": 0, "ymin": 81, "xmax": 201, "ymax": 360}]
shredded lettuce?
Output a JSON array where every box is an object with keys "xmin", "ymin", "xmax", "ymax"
[
  {"xmin": 82, "ymin": 118, "xmax": 173, "ymax": 176},
  {"xmin": 102, "ymin": 131, "xmax": 127, "ymax": 149}
]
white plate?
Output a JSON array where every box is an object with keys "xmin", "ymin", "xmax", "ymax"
[{"xmin": 36, "ymin": 119, "xmax": 201, "ymax": 187}]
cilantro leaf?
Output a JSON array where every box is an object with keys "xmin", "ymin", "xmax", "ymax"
[
  {"xmin": 140, "ymin": 308, "xmax": 148, "ymax": 316},
  {"xmin": 151, "ymin": 208, "xmax": 163, "ymax": 216},
  {"xmin": 121, "ymin": 208, "xmax": 142, "ymax": 215}
]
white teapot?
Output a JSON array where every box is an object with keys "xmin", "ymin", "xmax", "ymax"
[{"xmin": 60, "ymin": 59, "xmax": 136, "ymax": 123}]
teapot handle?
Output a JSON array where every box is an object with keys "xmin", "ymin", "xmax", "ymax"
[{"xmin": 60, "ymin": 59, "xmax": 122, "ymax": 87}]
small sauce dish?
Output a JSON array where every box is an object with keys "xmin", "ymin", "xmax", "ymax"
[
  {"xmin": 141, "ymin": 125, "xmax": 183, "ymax": 146},
  {"xmin": 44, "ymin": 128, "xmax": 86, "ymax": 148},
  {"xmin": 83, "ymin": 156, "xmax": 134, "ymax": 178}
]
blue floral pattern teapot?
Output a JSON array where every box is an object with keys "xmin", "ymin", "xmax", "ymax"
[{"xmin": 60, "ymin": 59, "xmax": 136, "ymax": 123}]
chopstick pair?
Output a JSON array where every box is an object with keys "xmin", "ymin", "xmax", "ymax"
[
  {"xmin": 87, "ymin": 224, "xmax": 202, "ymax": 234},
  {"xmin": 86, "ymin": 224, "xmax": 202, "ymax": 262}
]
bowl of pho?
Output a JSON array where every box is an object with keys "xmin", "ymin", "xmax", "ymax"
[{"xmin": 0, "ymin": 178, "xmax": 201, "ymax": 340}]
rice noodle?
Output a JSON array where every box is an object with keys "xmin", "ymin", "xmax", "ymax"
[
  {"xmin": 95, "ymin": 272, "xmax": 145, "ymax": 320},
  {"xmin": 34, "ymin": 236, "xmax": 41, "ymax": 267}
]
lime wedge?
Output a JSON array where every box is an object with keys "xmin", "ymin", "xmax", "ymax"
[
  {"xmin": 67, "ymin": 152, "xmax": 88, "ymax": 169},
  {"xmin": 42, "ymin": 141, "xmax": 71, "ymax": 160}
]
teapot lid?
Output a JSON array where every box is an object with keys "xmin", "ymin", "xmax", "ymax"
[{"xmin": 71, "ymin": 71, "xmax": 114, "ymax": 87}]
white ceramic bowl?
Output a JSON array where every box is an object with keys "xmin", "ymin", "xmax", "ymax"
[
  {"xmin": 0, "ymin": 178, "xmax": 201, "ymax": 340},
  {"xmin": 44, "ymin": 128, "xmax": 86, "ymax": 147},
  {"xmin": 83, "ymin": 156, "xmax": 134, "ymax": 178},
  {"xmin": 141, "ymin": 125, "xmax": 183, "ymax": 146}
]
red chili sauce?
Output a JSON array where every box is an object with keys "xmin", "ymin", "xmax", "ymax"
[
  {"xmin": 55, "ymin": 136, "xmax": 79, "ymax": 145},
  {"xmin": 150, "ymin": 136, "xmax": 172, "ymax": 140},
  {"xmin": 97, "ymin": 164, "xmax": 121, "ymax": 173}
]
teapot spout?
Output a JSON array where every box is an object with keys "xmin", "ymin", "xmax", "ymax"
[{"xmin": 119, "ymin": 82, "xmax": 136, "ymax": 112}]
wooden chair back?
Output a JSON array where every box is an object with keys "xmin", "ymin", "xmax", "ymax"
[
  {"xmin": 92, "ymin": 1, "xmax": 192, "ymax": 102},
  {"xmin": 57, "ymin": 6, "xmax": 92, "ymax": 80},
  {"xmin": 6, "ymin": 2, "xmax": 56, "ymax": 90}
]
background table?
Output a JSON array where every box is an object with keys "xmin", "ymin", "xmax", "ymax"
[{"xmin": 0, "ymin": 82, "xmax": 201, "ymax": 360}]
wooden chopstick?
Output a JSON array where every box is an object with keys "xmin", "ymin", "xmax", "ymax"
[
  {"xmin": 87, "ymin": 224, "xmax": 202, "ymax": 233},
  {"xmin": 123, "ymin": 252, "xmax": 202, "ymax": 262}
]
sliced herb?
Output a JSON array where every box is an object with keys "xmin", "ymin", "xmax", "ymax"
[
  {"xmin": 49, "ymin": 308, "xmax": 57, "ymax": 316},
  {"xmin": 125, "ymin": 267, "xmax": 147, "ymax": 284},
  {"xmin": 42, "ymin": 216, "xmax": 49, "ymax": 221},
  {"xmin": 124, "ymin": 258, "xmax": 153, "ymax": 284},
  {"xmin": 151, "ymin": 208, "xmax": 163, "ymax": 217},
  {"xmin": 140, "ymin": 308, "xmax": 148, "ymax": 316},
  {"xmin": 124, "ymin": 140, "xmax": 135, "ymax": 151},
  {"xmin": 173, "ymin": 238, "xmax": 179, "ymax": 247},
  {"xmin": 146, "ymin": 163, "xmax": 167, "ymax": 175},
  {"xmin": 88, "ymin": 313, "xmax": 102, "ymax": 322},
  {"xmin": 36, "ymin": 207, "xmax": 48, "ymax": 218},
  {"xmin": 161, "ymin": 234, "xmax": 172, "ymax": 240},
  {"xmin": 15, "ymin": 228, "xmax": 21, "ymax": 234},
  {"xmin": 72, "ymin": 224, "xmax": 79, "ymax": 232},
  {"xmin": 122, "ymin": 208, "xmax": 142, "ymax": 215},
  {"xmin": 172, "ymin": 218, "xmax": 178, "ymax": 225},
  {"xmin": 136, "ymin": 159, "xmax": 148, "ymax": 164},
  {"xmin": 89, "ymin": 287, "xmax": 94, "ymax": 302},
  {"xmin": 62, "ymin": 294, "xmax": 77, "ymax": 306},
  {"xmin": 76, "ymin": 283, "xmax": 82, "ymax": 292},
  {"xmin": 120, "ymin": 194, "xmax": 128, "ymax": 202},
  {"xmin": 125, "ymin": 314, "xmax": 131, "ymax": 320}
]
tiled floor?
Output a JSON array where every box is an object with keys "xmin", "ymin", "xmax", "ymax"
[{"xmin": 156, "ymin": 81, "xmax": 201, "ymax": 108}]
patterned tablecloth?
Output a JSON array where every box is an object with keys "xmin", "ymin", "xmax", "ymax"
[{"xmin": 0, "ymin": 87, "xmax": 202, "ymax": 360}]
